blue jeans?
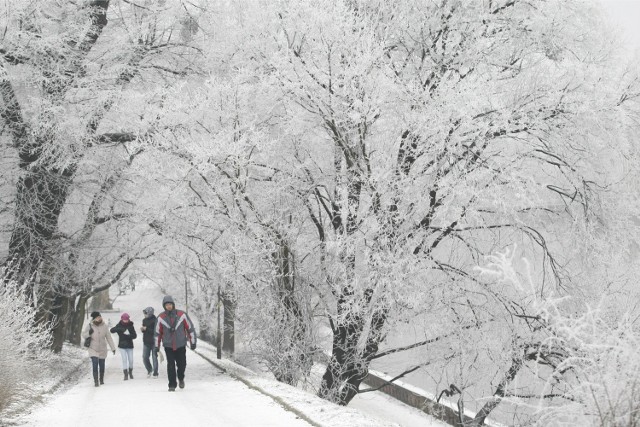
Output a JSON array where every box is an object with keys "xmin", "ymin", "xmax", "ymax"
[
  {"xmin": 90, "ymin": 356, "xmax": 105, "ymax": 376},
  {"xmin": 142, "ymin": 344, "xmax": 158, "ymax": 375},
  {"xmin": 119, "ymin": 348, "xmax": 134, "ymax": 370}
]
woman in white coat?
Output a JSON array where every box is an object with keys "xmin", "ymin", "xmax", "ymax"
[{"xmin": 82, "ymin": 311, "xmax": 117, "ymax": 387}]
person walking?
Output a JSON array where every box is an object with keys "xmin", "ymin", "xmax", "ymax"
[
  {"xmin": 155, "ymin": 295, "xmax": 197, "ymax": 392},
  {"xmin": 141, "ymin": 306, "xmax": 159, "ymax": 378},
  {"xmin": 81, "ymin": 311, "xmax": 117, "ymax": 387},
  {"xmin": 110, "ymin": 312, "xmax": 137, "ymax": 380}
]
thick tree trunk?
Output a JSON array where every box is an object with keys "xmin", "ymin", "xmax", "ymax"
[
  {"xmin": 9, "ymin": 167, "xmax": 74, "ymax": 354},
  {"xmin": 318, "ymin": 318, "xmax": 366, "ymax": 404},
  {"xmin": 33, "ymin": 265, "xmax": 74, "ymax": 353},
  {"xmin": 317, "ymin": 292, "xmax": 388, "ymax": 405},
  {"xmin": 316, "ymin": 137, "xmax": 382, "ymax": 404},
  {"xmin": 6, "ymin": 166, "xmax": 75, "ymax": 286}
]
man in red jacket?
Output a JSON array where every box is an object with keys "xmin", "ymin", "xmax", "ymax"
[{"xmin": 155, "ymin": 295, "xmax": 197, "ymax": 392}]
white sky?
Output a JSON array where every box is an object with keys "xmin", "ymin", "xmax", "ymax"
[{"xmin": 600, "ymin": 0, "xmax": 640, "ymax": 48}]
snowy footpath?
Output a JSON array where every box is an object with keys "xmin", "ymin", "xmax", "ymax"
[
  {"xmin": 7, "ymin": 283, "xmax": 446, "ymax": 427},
  {"xmin": 14, "ymin": 346, "xmax": 313, "ymax": 426}
]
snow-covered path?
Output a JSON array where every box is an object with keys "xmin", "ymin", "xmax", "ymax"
[
  {"xmin": 18, "ymin": 346, "xmax": 312, "ymax": 426},
  {"xmin": 10, "ymin": 282, "xmax": 447, "ymax": 427},
  {"xmin": 16, "ymin": 282, "xmax": 315, "ymax": 427}
]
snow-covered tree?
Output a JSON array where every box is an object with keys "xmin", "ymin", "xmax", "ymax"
[
  {"xmin": 0, "ymin": 0, "xmax": 206, "ymax": 349},
  {"xmin": 130, "ymin": 0, "xmax": 640, "ymax": 414},
  {"xmin": 259, "ymin": 0, "xmax": 640, "ymax": 407},
  {"xmin": 3, "ymin": 1, "xmax": 638, "ymax": 423}
]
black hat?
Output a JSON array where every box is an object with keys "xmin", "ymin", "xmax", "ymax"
[{"xmin": 90, "ymin": 311, "xmax": 101, "ymax": 320}]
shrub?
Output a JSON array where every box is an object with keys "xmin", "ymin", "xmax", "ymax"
[{"xmin": 0, "ymin": 275, "xmax": 52, "ymax": 412}]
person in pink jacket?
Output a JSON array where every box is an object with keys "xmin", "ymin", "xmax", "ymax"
[{"xmin": 82, "ymin": 311, "xmax": 116, "ymax": 387}]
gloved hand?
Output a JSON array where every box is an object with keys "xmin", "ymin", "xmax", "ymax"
[
  {"xmin": 190, "ymin": 343, "xmax": 196, "ymax": 351},
  {"xmin": 112, "ymin": 350, "xmax": 116, "ymax": 355}
]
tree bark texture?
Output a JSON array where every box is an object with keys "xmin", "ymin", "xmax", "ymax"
[
  {"xmin": 270, "ymin": 240, "xmax": 310, "ymax": 385},
  {"xmin": 222, "ymin": 293, "xmax": 235, "ymax": 355},
  {"xmin": 67, "ymin": 293, "xmax": 90, "ymax": 346},
  {"xmin": 3, "ymin": 1, "xmax": 110, "ymax": 287}
]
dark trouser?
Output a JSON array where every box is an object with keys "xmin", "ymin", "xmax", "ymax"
[
  {"xmin": 90, "ymin": 356, "xmax": 105, "ymax": 377},
  {"xmin": 142, "ymin": 344, "xmax": 159, "ymax": 375},
  {"xmin": 164, "ymin": 346, "xmax": 186, "ymax": 388}
]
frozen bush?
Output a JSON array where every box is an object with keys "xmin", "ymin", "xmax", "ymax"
[
  {"xmin": 0, "ymin": 275, "xmax": 52, "ymax": 412},
  {"xmin": 534, "ymin": 309, "xmax": 640, "ymax": 427}
]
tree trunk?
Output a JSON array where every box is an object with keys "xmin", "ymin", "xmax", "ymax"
[
  {"xmin": 317, "ymin": 159, "xmax": 377, "ymax": 404},
  {"xmin": 5, "ymin": 166, "xmax": 75, "ymax": 287},
  {"xmin": 33, "ymin": 265, "xmax": 74, "ymax": 353},
  {"xmin": 318, "ymin": 316, "xmax": 364, "ymax": 404},
  {"xmin": 268, "ymin": 239, "xmax": 312, "ymax": 386},
  {"xmin": 199, "ymin": 318, "xmax": 217, "ymax": 344},
  {"xmin": 67, "ymin": 293, "xmax": 90, "ymax": 346},
  {"xmin": 467, "ymin": 356, "xmax": 524, "ymax": 426},
  {"xmin": 222, "ymin": 293, "xmax": 235, "ymax": 355},
  {"xmin": 50, "ymin": 293, "xmax": 73, "ymax": 353},
  {"xmin": 90, "ymin": 288, "xmax": 112, "ymax": 311}
]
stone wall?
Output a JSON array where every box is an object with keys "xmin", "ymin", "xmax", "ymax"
[{"xmin": 362, "ymin": 370, "xmax": 497, "ymax": 427}]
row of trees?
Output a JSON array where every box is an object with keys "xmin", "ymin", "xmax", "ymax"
[
  {"xmin": 2, "ymin": 0, "xmax": 640, "ymax": 424},
  {"xmin": 0, "ymin": 0, "xmax": 202, "ymax": 350}
]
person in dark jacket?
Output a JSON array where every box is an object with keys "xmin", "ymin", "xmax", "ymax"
[
  {"xmin": 155, "ymin": 295, "xmax": 197, "ymax": 392},
  {"xmin": 110, "ymin": 312, "xmax": 137, "ymax": 380},
  {"xmin": 141, "ymin": 306, "xmax": 159, "ymax": 378}
]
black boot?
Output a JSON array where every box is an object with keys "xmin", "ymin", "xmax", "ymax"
[
  {"xmin": 123, "ymin": 369, "xmax": 129, "ymax": 381},
  {"xmin": 93, "ymin": 373, "xmax": 99, "ymax": 387},
  {"xmin": 128, "ymin": 368, "xmax": 133, "ymax": 379},
  {"xmin": 99, "ymin": 372, "xmax": 104, "ymax": 385}
]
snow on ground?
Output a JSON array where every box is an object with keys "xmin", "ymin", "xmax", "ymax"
[
  {"xmin": 13, "ymin": 351, "xmax": 312, "ymax": 427},
  {"xmin": 7, "ymin": 281, "xmax": 446, "ymax": 427}
]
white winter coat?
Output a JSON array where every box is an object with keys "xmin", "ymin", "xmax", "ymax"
[{"xmin": 82, "ymin": 320, "xmax": 116, "ymax": 359}]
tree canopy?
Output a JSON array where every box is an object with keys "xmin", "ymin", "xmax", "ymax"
[{"xmin": 2, "ymin": 0, "xmax": 640, "ymax": 424}]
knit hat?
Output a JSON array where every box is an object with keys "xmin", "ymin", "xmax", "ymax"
[
  {"xmin": 121, "ymin": 312, "xmax": 130, "ymax": 321},
  {"xmin": 143, "ymin": 307, "xmax": 155, "ymax": 316},
  {"xmin": 162, "ymin": 295, "xmax": 175, "ymax": 308},
  {"xmin": 90, "ymin": 311, "xmax": 101, "ymax": 320}
]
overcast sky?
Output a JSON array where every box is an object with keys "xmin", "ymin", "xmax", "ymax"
[{"xmin": 600, "ymin": 0, "xmax": 640, "ymax": 49}]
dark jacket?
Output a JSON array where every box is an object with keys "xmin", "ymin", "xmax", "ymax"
[
  {"xmin": 142, "ymin": 314, "xmax": 157, "ymax": 347},
  {"xmin": 110, "ymin": 320, "xmax": 137, "ymax": 349}
]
